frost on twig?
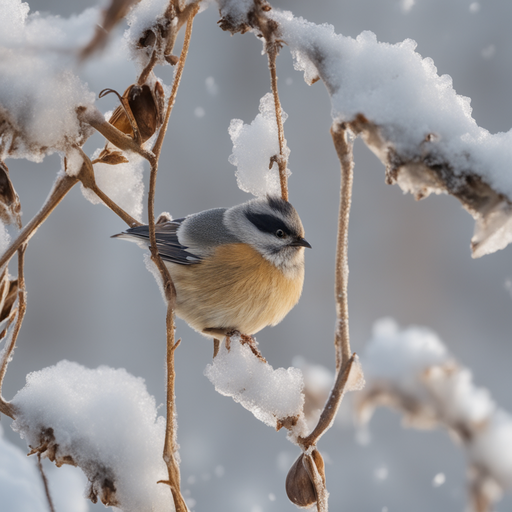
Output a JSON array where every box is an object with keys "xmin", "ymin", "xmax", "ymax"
[
  {"xmin": 11, "ymin": 361, "xmax": 173, "ymax": 512},
  {"xmin": 356, "ymin": 318, "xmax": 512, "ymax": 512}
]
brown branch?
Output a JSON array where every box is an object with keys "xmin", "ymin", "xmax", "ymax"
[
  {"xmin": 0, "ymin": 245, "xmax": 27, "ymax": 419},
  {"xmin": 298, "ymin": 354, "xmax": 355, "ymax": 450},
  {"xmin": 297, "ymin": 124, "xmax": 356, "ymax": 451},
  {"xmin": 331, "ymin": 124, "xmax": 354, "ymax": 370},
  {"xmin": 77, "ymin": 106, "xmax": 155, "ymax": 163},
  {"xmin": 74, "ymin": 147, "xmax": 142, "ymax": 228},
  {"xmin": 144, "ymin": 6, "xmax": 199, "ymax": 512},
  {"xmin": 267, "ymin": 43, "xmax": 288, "ymax": 201},
  {"xmin": 0, "ymin": 174, "xmax": 78, "ymax": 271},
  {"xmin": 37, "ymin": 453, "xmax": 56, "ymax": 512}
]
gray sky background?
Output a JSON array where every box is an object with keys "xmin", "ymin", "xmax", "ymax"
[{"xmin": 3, "ymin": 1, "xmax": 512, "ymax": 511}]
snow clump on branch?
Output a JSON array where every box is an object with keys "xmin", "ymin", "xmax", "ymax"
[{"xmin": 11, "ymin": 361, "xmax": 173, "ymax": 511}]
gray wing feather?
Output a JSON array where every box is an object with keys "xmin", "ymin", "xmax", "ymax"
[{"xmin": 120, "ymin": 219, "xmax": 201, "ymax": 265}]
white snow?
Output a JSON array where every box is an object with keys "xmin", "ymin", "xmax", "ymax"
[
  {"xmin": 0, "ymin": 423, "xmax": 89, "ymax": 511},
  {"xmin": 358, "ymin": 318, "xmax": 512, "ymax": 493},
  {"xmin": 205, "ymin": 76, "xmax": 218, "ymax": 96},
  {"xmin": 228, "ymin": 93, "xmax": 289, "ymax": 197},
  {"xmin": 0, "ymin": 1, "xmax": 96, "ymax": 161},
  {"xmin": 261, "ymin": 8, "xmax": 512, "ymax": 256},
  {"xmin": 81, "ymin": 149, "xmax": 145, "ymax": 221},
  {"xmin": 204, "ymin": 335, "xmax": 305, "ymax": 431},
  {"xmin": 11, "ymin": 360, "xmax": 173, "ymax": 512}
]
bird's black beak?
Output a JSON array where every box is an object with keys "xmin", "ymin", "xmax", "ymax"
[{"xmin": 289, "ymin": 237, "xmax": 312, "ymax": 249}]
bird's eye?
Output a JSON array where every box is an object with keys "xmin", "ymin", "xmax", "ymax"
[{"xmin": 275, "ymin": 229, "xmax": 285, "ymax": 238}]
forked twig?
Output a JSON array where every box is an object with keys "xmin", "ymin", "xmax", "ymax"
[
  {"xmin": 74, "ymin": 147, "xmax": 142, "ymax": 228},
  {"xmin": 0, "ymin": 174, "xmax": 78, "ymax": 271}
]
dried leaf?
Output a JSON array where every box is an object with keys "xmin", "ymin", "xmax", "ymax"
[
  {"xmin": 92, "ymin": 150, "xmax": 129, "ymax": 166},
  {"xmin": 0, "ymin": 161, "xmax": 21, "ymax": 228}
]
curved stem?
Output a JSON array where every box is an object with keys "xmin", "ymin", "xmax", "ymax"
[
  {"xmin": 331, "ymin": 124, "xmax": 354, "ymax": 370},
  {"xmin": 298, "ymin": 355, "xmax": 355, "ymax": 450}
]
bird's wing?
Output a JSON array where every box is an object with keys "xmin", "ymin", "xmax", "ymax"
[{"xmin": 114, "ymin": 219, "xmax": 202, "ymax": 265}]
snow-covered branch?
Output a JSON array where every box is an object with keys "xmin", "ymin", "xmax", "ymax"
[{"xmin": 356, "ymin": 319, "xmax": 512, "ymax": 512}]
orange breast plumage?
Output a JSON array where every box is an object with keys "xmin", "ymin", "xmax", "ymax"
[{"xmin": 168, "ymin": 243, "xmax": 304, "ymax": 336}]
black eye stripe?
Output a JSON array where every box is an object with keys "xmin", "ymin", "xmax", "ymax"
[{"xmin": 245, "ymin": 212, "xmax": 293, "ymax": 236}]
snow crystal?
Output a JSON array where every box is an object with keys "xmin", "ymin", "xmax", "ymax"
[
  {"xmin": 401, "ymin": 0, "xmax": 415, "ymax": 12},
  {"xmin": 11, "ymin": 361, "xmax": 173, "ymax": 512},
  {"xmin": 469, "ymin": 2, "xmax": 481, "ymax": 13},
  {"xmin": 195, "ymin": 106, "xmax": 205, "ymax": 118},
  {"xmin": 432, "ymin": 472, "xmax": 446, "ymax": 487},
  {"xmin": 81, "ymin": 149, "xmax": 145, "ymax": 221},
  {"xmin": 481, "ymin": 44, "xmax": 496, "ymax": 60},
  {"xmin": 205, "ymin": 76, "xmax": 218, "ymax": 96},
  {"xmin": 204, "ymin": 336, "xmax": 305, "ymax": 430},
  {"xmin": 228, "ymin": 93, "xmax": 289, "ymax": 197}
]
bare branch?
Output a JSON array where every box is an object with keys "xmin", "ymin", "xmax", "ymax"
[
  {"xmin": 0, "ymin": 174, "xmax": 78, "ymax": 271},
  {"xmin": 37, "ymin": 454, "xmax": 56, "ymax": 512},
  {"xmin": 331, "ymin": 124, "xmax": 354, "ymax": 370},
  {"xmin": 74, "ymin": 147, "xmax": 142, "ymax": 228},
  {"xmin": 298, "ymin": 355, "xmax": 355, "ymax": 450}
]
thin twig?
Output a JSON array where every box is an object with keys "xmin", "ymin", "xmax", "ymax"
[
  {"xmin": 78, "ymin": 106, "xmax": 155, "ymax": 163},
  {"xmin": 213, "ymin": 338, "xmax": 220, "ymax": 358},
  {"xmin": 297, "ymin": 124, "xmax": 356, "ymax": 450},
  {"xmin": 146, "ymin": 6, "xmax": 199, "ymax": 512},
  {"xmin": 267, "ymin": 43, "xmax": 288, "ymax": 201},
  {"xmin": 298, "ymin": 355, "xmax": 355, "ymax": 450},
  {"xmin": 37, "ymin": 453, "xmax": 56, "ymax": 512},
  {"xmin": 0, "ymin": 245, "xmax": 27, "ymax": 419},
  {"xmin": 0, "ymin": 174, "xmax": 78, "ymax": 272},
  {"xmin": 331, "ymin": 124, "xmax": 354, "ymax": 371},
  {"xmin": 75, "ymin": 147, "xmax": 142, "ymax": 228}
]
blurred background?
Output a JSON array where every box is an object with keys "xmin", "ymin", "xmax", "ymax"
[{"xmin": 3, "ymin": 0, "xmax": 512, "ymax": 510}]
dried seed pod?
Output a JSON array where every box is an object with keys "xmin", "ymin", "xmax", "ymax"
[
  {"xmin": 285, "ymin": 450, "xmax": 326, "ymax": 507},
  {"xmin": 0, "ymin": 161, "xmax": 21, "ymax": 228}
]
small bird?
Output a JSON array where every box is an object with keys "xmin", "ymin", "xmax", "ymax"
[{"xmin": 113, "ymin": 195, "xmax": 311, "ymax": 338}]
